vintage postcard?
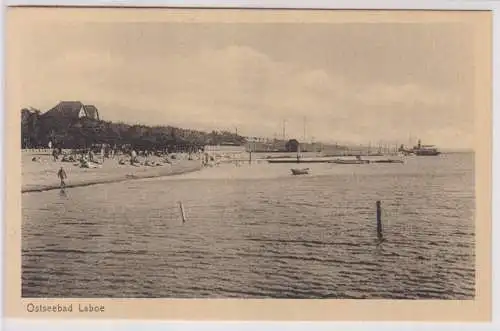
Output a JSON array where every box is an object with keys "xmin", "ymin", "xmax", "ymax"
[{"xmin": 3, "ymin": 7, "xmax": 492, "ymax": 321}]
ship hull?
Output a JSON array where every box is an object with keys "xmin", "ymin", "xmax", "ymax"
[{"xmin": 414, "ymin": 151, "xmax": 441, "ymax": 156}]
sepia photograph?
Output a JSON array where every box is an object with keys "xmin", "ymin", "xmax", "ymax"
[{"xmin": 3, "ymin": 6, "xmax": 492, "ymax": 321}]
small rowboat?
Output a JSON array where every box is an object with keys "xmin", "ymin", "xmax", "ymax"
[{"xmin": 291, "ymin": 168, "xmax": 310, "ymax": 175}]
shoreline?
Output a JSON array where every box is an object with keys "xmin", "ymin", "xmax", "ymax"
[{"xmin": 22, "ymin": 159, "xmax": 203, "ymax": 194}]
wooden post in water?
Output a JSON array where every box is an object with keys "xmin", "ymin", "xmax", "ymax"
[
  {"xmin": 248, "ymin": 141, "xmax": 253, "ymax": 165},
  {"xmin": 376, "ymin": 200, "xmax": 383, "ymax": 239},
  {"xmin": 179, "ymin": 201, "xmax": 187, "ymax": 223}
]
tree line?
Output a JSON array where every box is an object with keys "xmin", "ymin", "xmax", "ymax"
[{"xmin": 21, "ymin": 108, "xmax": 246, "ymax": 152}]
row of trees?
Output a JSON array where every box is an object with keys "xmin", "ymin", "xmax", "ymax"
[{"xmin": 21, "ymin": 108, "xmax": 246, "ymax": 152}]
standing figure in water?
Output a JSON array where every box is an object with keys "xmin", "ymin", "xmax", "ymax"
[{"xmin": 57, "ymin": 166, "xmax": 67, "ymax": 189}]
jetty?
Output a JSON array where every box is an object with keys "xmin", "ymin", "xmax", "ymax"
[
  {"xmin": 268, "ymin": 157, "xmax": 404, "ymax": 164},
  {"xmin": 268, "ymin": 158, "xmax": 334, "ymax": 164}
]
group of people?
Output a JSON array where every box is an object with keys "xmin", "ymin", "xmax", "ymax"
[
  {"xmin": 52, "ymin": 147, "xmax": 179, "ymax": 188},
  {"xmin": 42, "ymin": 146, "xmax": 214, "ymax": 189},
  {"xmin": 53, "ymin": 147, "xmax": 110, "ymax": 164}
]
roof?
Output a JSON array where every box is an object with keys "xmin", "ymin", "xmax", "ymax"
[
  {"xmin": 83, "ymin": 105, "xmax": 99, "ymax": 120},
  {"xmin": 43, "ymin": 101, "xmax": 99, "ymax": 120},
  {"xmin": 44, "ymin": 101, "xmax": 83, "ymax": 117}
]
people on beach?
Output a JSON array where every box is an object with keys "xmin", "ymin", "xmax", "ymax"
[
  {"xmin": 31, "ymin": 144, "xmax": 183, "ymax": 176},
  {"xmin": 57, "ymin": 166, "xmax": 67, "ymax": 188},
  {"xmin": 80, "ymin": 159, "xmax": 90, "ymax": 168},
  {"xmin": 89, "ymin": 150, "xmax": 95, "ymax": 163},
  {"xmin": 61, "ymin": 154, "xmax": 75, "ymax": 162},
  {"xmin": 130, "ymin": 149, "xmax": 138, "ymax": 165},
  {"xmin": 100, "ymin": 147, "xmax": 105, "ymax": 164},
  {"xmin": 52, "ymin": 148, "xmax": 59, "ymax": 161}
]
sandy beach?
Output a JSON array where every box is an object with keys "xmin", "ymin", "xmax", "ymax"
[{"xmin": 22, "ymin": 151, "xmax": 203, "ymax": 193}]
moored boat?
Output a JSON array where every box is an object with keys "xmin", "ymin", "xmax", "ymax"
[{"xmin": 372, "ymin": 159, "xmax": 404, "ymax": 164}]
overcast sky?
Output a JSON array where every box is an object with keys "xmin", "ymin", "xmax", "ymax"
[{"xmin": 11, "ymin": 17, "xmax": 476, "ymax": 148}]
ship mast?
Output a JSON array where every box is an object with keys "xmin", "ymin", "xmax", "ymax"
[{"xmin": 303, "ymin": 116, "xmax": 307, "ymax": 142}]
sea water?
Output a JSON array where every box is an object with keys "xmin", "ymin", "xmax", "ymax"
[{"xmin": 22, "ymin": 153, "xmax": 475, "ymax": 299}]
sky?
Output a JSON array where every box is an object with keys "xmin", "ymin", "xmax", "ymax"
[{"xmin": 9, "ymin": 13, "xmax": 477, "ymax": 148}]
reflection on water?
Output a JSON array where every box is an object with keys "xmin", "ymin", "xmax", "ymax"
[{"xmin": 22, "ymin": 153, "xmax": 475, "ymax": 299}]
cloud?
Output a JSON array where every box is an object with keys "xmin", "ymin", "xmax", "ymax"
[
  {"xmin": 359, "ymin": 83, "xmax": 460, "ymax": 108},
  {"xmin": 17, "ymin": 44, "xmax": 469, "ymax": 147}
]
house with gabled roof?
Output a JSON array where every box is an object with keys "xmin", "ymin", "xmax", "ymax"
[{"xmin": 42, "ymin": 101, "xmax": 100, "ymax": 121}]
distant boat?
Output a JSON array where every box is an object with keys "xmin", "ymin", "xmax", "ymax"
[
  {"xmin": 291, "ymin": 168, "xmax": 310, "ymax": 175},
  {"xmin": 399, "ymin": 139, "xmax": 441, "ymax": 156},
  {"xmin": 413, "ymin": 145, "xmax": 441, "ymax": 156},
  {"xmin": 372, "ymin": 159, "xmax": 404, "ymax": 164}
]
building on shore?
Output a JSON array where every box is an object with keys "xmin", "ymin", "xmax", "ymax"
[
  {"xmin": 204, "ymin": 144, "xmax": 246, "ymax": 154},
  {"xmin": 203, "ymin": 144, "xmax": 247, "ymax": 161},
  {"xmin": 21, "ymin": 101, "xmax": 101, "ymax": 149},
  {"xmin": 43, "ymin": 101, "xmax": 100, "ymax": 122}
]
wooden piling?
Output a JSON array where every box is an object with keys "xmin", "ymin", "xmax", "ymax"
[
  {"xmin": 179, "ymin": 201, "xmax": 187, "ymax": 223},
  {"xmin": 376, "ymin": 200, "xmax": 383, "ymax": 239}
]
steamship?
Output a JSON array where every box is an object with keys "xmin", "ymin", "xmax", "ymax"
[{"xmin": 399, "ymin": 139, "xmax": 441, "ymax": 156}]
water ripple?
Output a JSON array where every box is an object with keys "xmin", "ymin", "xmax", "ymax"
[{"xmin": 22, "ymin": 153, "xmax": 475, "ymax": 299}]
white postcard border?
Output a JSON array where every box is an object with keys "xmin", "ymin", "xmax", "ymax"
[{"xmin": 1, "ymin": 0, "xmax": 498, "ymax": 330}]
